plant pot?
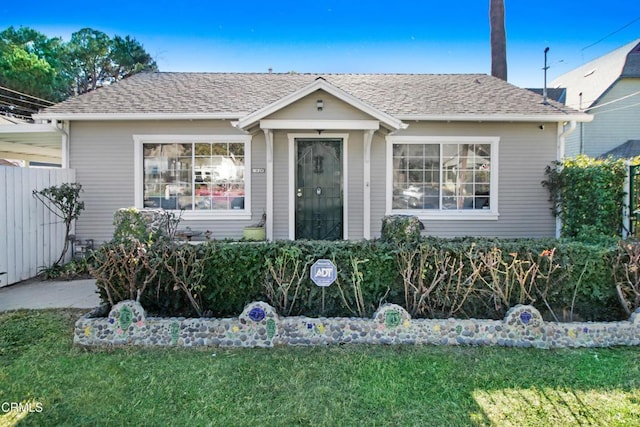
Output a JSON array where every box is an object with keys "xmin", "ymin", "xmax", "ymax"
[{"xmin": 243, "ymin": 227, "xmax": 265, "ymax": 241}]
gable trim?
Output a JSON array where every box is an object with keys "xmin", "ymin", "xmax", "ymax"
[{"xmin": 236, "ymin": 78, "xmax": 406, "ymax": 131}]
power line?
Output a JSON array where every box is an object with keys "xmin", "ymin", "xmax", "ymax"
[
  {"xmin": 582, "ymin": 16, "xmax": 640, "ymax": 51},
  {"xmin": 0, "ymin": 100, "xmax": 38, "ymax": 114},
  {"xmin": 0, "ymin": 85, "xmax": 55, "ymax": 105},
  {"xmin": 584, "ymin": 90, "xmax": 640, "ymax": 112},
  {"xmin": 0, "ymin": 92, "xmax": 52, "ymax": 109},
  {"xmin": 591, "ymin": 100, "xmax": 640, "ymax": 115}
]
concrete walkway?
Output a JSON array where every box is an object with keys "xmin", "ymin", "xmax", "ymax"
[{"xmin": 0, "ymin": 278, "xmax": 100, "ymax": 312}]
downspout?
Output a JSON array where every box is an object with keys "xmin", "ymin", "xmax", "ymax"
[{"xmin": 555, "ymin": 120, "xmax": 577, "ymax": 238}]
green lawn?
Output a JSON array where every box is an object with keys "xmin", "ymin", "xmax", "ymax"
[{"xmin": 1, "ymin": 310, "xmax": 639, "ymax": 426}]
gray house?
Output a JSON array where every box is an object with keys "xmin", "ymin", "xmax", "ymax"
[
  {"xmin": 34, "ymin": 72, "xmax": 590, "ymax": 243},
  {"xmin": 551, "ymin": 38, "xmax": 640, "ymax": 158}
]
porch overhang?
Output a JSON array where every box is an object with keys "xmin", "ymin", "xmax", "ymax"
[{"xmin": 0, "ymin": 124, "xmax": 64, "ymax": 165}]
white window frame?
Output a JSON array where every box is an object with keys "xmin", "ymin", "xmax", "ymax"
[
  {"xmin": 134, "ymin": 134, "xmax": 252, "ymax": 220},
  {"xmin": 386, "ymin": 136, "xmax": 499, "ymax": 220}
]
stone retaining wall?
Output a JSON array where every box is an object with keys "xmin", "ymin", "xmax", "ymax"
[{"xmin": 74, "ymin": 301, "xmax": 640, "ymax": 349}]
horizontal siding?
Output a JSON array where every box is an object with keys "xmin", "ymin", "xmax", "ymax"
[
  {"xmin": 70, "ymin": 120, "xmax": 262, "ymax": 243},
  {"xmin": 564, "ymin": 128, "xmax": 581, "ymax": 158},
  {"xmin": 71, "ymin": 119, "xmax": 558, "ymax": 242},
  {"xmin": 347, "ymin": 133, "xmax": 364, "ymax": 239},
  {"xmin": 370, "ymin": 133, "xmax": 387, "ymax": 237},
  {"xmin": 583, "ymin": 79, "xmax": 640, "ymax": 157},
  {"xmin": 272, "ymin": 131, "xmax": 290, "ymax": 239},
  {"xmin": 370, "ymin": 122, "xmax": 557, "ymax": 238}
]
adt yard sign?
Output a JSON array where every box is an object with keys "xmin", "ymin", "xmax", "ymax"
[{"xmin": 310, "ymin": 259, "xmax": 337, "ymax": 287}]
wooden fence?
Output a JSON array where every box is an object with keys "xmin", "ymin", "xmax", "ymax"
[{"xmin": 0, "ymin": 167, "xmax": 76, "ymax": 287}]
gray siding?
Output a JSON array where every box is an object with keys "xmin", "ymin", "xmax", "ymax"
[
  {"xmin": 582, "ymin": 79, "xmax": 640, "ymax": 157},
  {"xmin": 369, "ymin": 122, "xmax": 557, "ymax": 238},
  {"xmin": 70, "ymin": 115, "xmax": 558, "ymax": 241},
  {"xmin": 347, "ymin": 132, "xmax": 364, "ymax": 239},
  {"xmin": 369, "ymin": 133, "xmax": 388, "ymax": 237},
  {"xmin": 69, "ymin": 120, "xmax": 264, "ymax": 243},
  {"xmin": 271, "ymin": 130, "xmax": 290, "ymax": 239}
]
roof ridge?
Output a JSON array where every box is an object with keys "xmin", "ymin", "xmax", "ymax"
[{"xmin": 140, "ymin": 71, "xmax": 490, "ymax": 77}]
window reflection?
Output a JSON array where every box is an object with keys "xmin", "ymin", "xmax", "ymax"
[
  {"xmin": 143, "ymin": 142, "xmax": 245, "ymax": 211},
  {"xmin": 392, "ymin": 143, "xmax": 491, "ymax": 211}
]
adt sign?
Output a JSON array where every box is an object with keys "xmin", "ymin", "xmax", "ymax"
[{"xmin": 310, "ymin": 259, "xmax": 337, "ymax": 287}]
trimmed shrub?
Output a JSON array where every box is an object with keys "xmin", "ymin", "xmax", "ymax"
[{"xmin": 91, "ymin": 236, "xmax": 628, "ymax": 321}]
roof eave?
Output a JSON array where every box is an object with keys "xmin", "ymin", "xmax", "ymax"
[
  {"xmin": 32, "ymin": 112, "xmax": 246, "ymax": 121},
  {"xmin": 396, "ymin": 113, "xmax": 593, "ymax": 123}
]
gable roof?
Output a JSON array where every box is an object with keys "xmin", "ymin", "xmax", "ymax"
[
  {"xmin": 526, "ymin": 88, "xmax": 567, "ymax": 104},
  {"xmin": 35, "ymin": 72, "xmax": 589, "ymax": 123},
  {"xmin": 235, "ymin": 77, "xmax": 406, "ymax": 130},
  {"xmin": 599, "ymin": 139, "xmax": 640, "ymax": 159},
  {"xmin": 551, "ymin": 39, "xmax": 640, "ymax": 110}
]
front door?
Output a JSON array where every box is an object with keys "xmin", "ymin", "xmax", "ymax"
[{"xmin": 295, "ymin": 139, "xmax": 343, "ymax": 240}]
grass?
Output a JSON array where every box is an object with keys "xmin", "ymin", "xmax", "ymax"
[{"xmin": 1, "ymin": 310, "xmax": 639, "ymax": 426}]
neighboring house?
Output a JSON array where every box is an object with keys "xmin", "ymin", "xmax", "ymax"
[
  {"xmin": 551, "ymin": 39, "xmax": 640, "ymax": 158},
  {"xmin": 33, "ymin": 72, "xmax": 590, "ymax": 243}
]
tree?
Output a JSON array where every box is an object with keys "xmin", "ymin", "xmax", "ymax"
[
  {"xmin": 0, "ymin": 26, "xmax": 73, "ymax": 102},
  {"xmin": 69, "ymin": 28, "xmax": 158, "ymax": 94},
  {"xmin": 110, "ymin": 35, "xmax": 158, "ymax": 81},
  {"xmin": 489, "ymin": 0, "xmax": 507, "ymax": 81},
  {"xmin": 69, "ymin": 28, "xmax": 113, "ymax": 94},
  {"xmin": 0, "ymin": 26, "xmax": 158, "ymax": 110}
]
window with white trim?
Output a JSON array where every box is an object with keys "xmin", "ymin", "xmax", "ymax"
[
  {"xmin": 135, "ymin": 135, "xmax": 251, "ymax": 217},
  {"xmin": 388, "ymin": 136, "xmax": 498, "ymax": 217}
]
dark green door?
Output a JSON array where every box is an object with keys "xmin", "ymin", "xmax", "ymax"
[{"xmin": 295, "ymin": 139, "xmax": 343, "ymax": 240}]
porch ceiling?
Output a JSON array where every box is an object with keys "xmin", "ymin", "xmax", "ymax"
[{"xmin": 0, "ymin": 124, "xmax": 63, "ymax": 164}]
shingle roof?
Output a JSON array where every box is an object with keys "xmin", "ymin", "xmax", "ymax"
[
  {"xmin": 40, "ymin": 72, "xmax": 585, "ymax": 119},
  {"xmin": 599, "ymin": 139, "xmax": 640, "ymax": 159}
]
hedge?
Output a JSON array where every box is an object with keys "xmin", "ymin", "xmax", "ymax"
[{"xmin": 90, "ymin": 235, "xmax": 633, "ymax": 322}]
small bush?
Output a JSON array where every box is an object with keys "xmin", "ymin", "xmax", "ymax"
[{"xmin": 380, "ymin": 215, "xmax": 424, "ymax": 246}]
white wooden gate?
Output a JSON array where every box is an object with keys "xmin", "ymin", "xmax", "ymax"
[{"xmin": 0, "ymin": 167, "xmax": 76, "ymax": 287}]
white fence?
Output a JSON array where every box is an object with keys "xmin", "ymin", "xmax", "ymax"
[{"xmin": 0, "ymin": 167, "xmax": 76, "ymax": 287}]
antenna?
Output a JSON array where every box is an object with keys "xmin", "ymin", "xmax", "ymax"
[{"xmin": 543, "ymin": 47, "xmax": 550, "ymax": 104}]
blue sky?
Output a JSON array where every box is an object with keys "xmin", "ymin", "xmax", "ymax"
[{"xmin": 2, "ymin": 0, "xmax": 639, "ymax": 88}]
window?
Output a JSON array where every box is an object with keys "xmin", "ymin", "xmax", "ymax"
[
  {"xmin": 387, "ymin": 136, "xmax": 498, "ymax": 219},
  {"xmin": 134, "ymin": 135, "xmax": 251, "ymax": 219}
]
